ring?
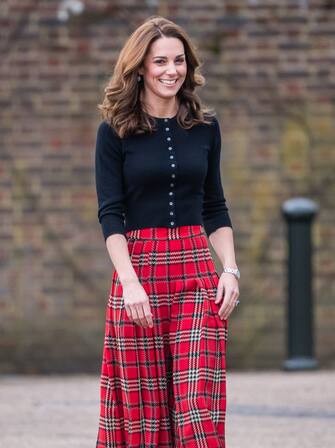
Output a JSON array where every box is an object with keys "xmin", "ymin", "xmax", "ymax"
[{"xmin": 235, "ymin": 300, "xmax": 240, "ymax": 307}]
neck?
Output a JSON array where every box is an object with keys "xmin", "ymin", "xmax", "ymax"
[{"xmin": 140, "ymin": 94, "xmax": 179, "ymax": 118}]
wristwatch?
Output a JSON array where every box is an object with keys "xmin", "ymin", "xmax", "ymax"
[{"xmin": 223, "ymin": 266, "xmax": 240, "ymax": 280}]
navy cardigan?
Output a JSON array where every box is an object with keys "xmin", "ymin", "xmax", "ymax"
[{"xmin": 95, "ymin": 114, "xmax": 233, "ymax": 241}]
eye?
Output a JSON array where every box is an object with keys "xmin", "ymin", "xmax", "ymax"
[{"xmin": 155, "ymin": 58, "xmax": 185, "ymax": 64}]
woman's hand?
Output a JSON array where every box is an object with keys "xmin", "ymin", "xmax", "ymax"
[
  {"xmin": 214, "ymin": 272, "xmax": 240, "ymax": 320},
  {"xmin": 122, "ymin": 279, "xmax": 153, "ymax": 328}
]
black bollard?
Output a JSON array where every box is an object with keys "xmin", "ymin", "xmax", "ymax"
[{"xmin": 281, "ymin": 197, "xmax": 319, "ymax": 370}]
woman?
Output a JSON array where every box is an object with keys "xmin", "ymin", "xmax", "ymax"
[{"xmin": 95, "ymin": 15, "xmax": 240, "ymax": 448}]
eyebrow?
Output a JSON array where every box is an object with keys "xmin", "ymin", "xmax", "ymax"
[{"xmin": 153, "ymin": 53, "xmax": 185, "ymax": 59}]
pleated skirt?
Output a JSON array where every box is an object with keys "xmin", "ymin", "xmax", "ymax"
[{"xmin": 96, "ymin": 225, "xmax": 228, "ymax": 448}]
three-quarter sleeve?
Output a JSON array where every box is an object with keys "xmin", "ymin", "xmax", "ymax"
[
  {"xmin": 95, "ymin": 121, "xmax": 126, "ymax": 241},
  {"xmin": 202, "ymin": 117, "xmax": 233, "ymax": 237}
]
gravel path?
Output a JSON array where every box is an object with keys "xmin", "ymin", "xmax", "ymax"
[{"xmin": 0, "ymin": 370, "xmax": 334, "ymax": 447}]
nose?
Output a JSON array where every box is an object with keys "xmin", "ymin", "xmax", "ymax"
[{"xmin": 165, "ymin": 62, "xmax": 178, "ymax": 75}]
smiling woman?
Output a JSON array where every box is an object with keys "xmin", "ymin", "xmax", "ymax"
[
  {"xmin": 139, "ymin": 41, "xmax": 186, "ymax": 97},
  {"xmin": 95, "ymin": 15, "xmax": 239, "ymax": 448},
  {"xmin": 97, "ymin": 16, "xmax": 217, "ymax": 138}
]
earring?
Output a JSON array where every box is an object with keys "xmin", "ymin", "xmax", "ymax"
[{"xmin": 137, "ymin": 74, "xmax": 142, "ymax": 82}]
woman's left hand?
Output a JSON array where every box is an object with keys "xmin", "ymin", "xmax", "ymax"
[{"xmin": 215, "ymin": 272, "xmax": 240, "ymax": 320}]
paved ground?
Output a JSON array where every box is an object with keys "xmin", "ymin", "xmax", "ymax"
[{"xmin": 0, "ymin": 369, "xmax": 334, "ymax": 447}]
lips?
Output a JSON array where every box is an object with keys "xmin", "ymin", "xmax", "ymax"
[{"xmin": 159, "ymin": 79, "xmax": 178, "ymax": 85}]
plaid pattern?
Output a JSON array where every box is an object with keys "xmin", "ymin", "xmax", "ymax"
[{"xmin": 96, "ymin": 225, "xmax": 228, "ymax": 448}]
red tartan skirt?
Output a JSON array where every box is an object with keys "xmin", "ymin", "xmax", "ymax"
[{"xmin": 96, "ymin": 225, "xmax": 228, "ymax": 448}]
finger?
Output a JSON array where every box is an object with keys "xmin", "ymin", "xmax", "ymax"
[
  {"xmin": 222, "ymin": 299, "xmax": 234, "ymax": 320},
  {"xmin": 140, "ymin": 306, "xmax": 153, "ymax": 328},
  {"xmin": 134, "ymin": 304, "xmax": 147, "ymax": 328},
  {"xmin": 125, "ymin": 304, "xmax": 133, "ymax": 322},
  {"xmin": 222, "ymin": 292, "xmax": 238, "ymax": 319},
  {"xmin": 218, "ymin": 289, "xmax": 231, "ymax": 314},
  {"xmin": 219, "ymin": 290, "xmax": 233, "ymax": 319},
  {"xmin": 215, "ymin": 285, "xmax": 224, "ymax": 304},
  {"xmin": 143, "ymin": 302, "xmax": 153, "ymax": 328},
  {"xmin": 131, "ymin": 305, "xmax": 140, "ymax": 325}
]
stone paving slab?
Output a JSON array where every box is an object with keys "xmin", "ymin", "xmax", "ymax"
[
  {"xmin": 226, "ymin": 370, "xmax": 335, "ymax": 447},
  {"xmin": 0, "ymin": 370, "xmax": 334, "ymax": 447}
]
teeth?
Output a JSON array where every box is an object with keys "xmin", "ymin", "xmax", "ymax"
[{"xmin": 159, "ymin": 79, "xmax": 177, "ymax": 85}]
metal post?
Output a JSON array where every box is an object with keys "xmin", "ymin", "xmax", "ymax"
[{"xmin": 281, "ymin": 197, "xmax": 319, "ymax": 370}]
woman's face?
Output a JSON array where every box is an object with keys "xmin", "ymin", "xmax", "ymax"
[{"xmin": 139, "ymin": 36, "xmax": 187, "ymax": 101}]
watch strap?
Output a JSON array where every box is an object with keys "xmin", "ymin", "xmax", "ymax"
[{"xmin": 223, "ymin": 266, "xmax": 240, "ymax": 279}]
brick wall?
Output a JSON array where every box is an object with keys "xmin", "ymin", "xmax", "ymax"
[{"xmin": 1, "ymin": 0, "xmax": 334, "ymax": 372}]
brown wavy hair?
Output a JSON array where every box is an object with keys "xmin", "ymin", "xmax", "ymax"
[{"xmin": 97, "ymin": 15, "xmax": 216, "ymax": 138}]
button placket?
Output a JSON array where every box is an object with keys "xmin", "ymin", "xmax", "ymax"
[{"xmin": 164, "ymin": 118, "xmax": 176, "ymax": 227}]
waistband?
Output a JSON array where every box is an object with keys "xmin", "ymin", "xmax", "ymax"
[{"xmin": 125, "ymin": 225, "xmax": 205, "ymax": 240}]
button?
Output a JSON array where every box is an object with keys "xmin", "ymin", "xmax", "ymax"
[
  {"xmin": 170, "ymin": 155, "xmax": 174, "ymax": 159},
  {"xmin": 171, "ymin": 163, "xmax": 175, "ymax": 168},
  {"xmin": 170, "ymin": 211, "xmax": 174, "ymax": 215},
  {"xmin": 167, "ymin": 137, "xmax": 171, "ymax": 141},
  {"xmin": 170, "ymin": 221, "xmax": 174, "ymax": 225},
  {"xmin": 165, "ymin": 127, "xmax": 170, "ymax": 131},
  {"xmin": 169, "ymin": 201, "xmax": 173, "ymax": 205},
  {"xmin": 164, "ymin": 118, "xmax": 168, "ymax": 122},
  {"xmin": 168, "ymin": 146, "xmax": 172, "ymax": 150},
  {"xmin": 171, "ymin": 174, "xmax": 175, "ymax": 178},
  {"xmin": 170, "ymin": 183, "xmax": 174, "ymax": 187},
  {"xmin": 169, "ymin": 191, "xmax": 173, "ymax": 195}
]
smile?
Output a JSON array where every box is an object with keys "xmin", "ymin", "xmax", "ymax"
[{"xmin": 159, "ymin": 79, "xmax": 178, "ymax": 85}]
